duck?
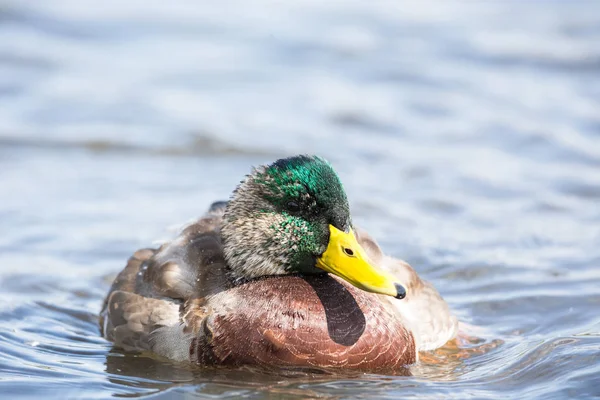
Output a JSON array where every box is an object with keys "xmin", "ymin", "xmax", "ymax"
[{"xmin": 100, "ymin": 155, "xmax": 458, "ymax": 372}]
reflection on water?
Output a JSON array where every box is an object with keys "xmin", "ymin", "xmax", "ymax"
[{"xmin": 1, "ymin": 0, "xmax": 600, "ymax": 398}]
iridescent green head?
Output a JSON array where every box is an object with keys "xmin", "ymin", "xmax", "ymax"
[{"xmin": 222, "ymin": 155, "xmax": 405, "ymax": 299}]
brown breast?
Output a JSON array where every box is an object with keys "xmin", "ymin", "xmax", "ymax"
[{"xmin": 191, "ymin": 274, "xmax": 416, "ymax": 373}]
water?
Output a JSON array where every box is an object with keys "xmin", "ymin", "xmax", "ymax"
[{"xmin": 1, "ymin": 0, "xmax": 599, "ymax": 398}]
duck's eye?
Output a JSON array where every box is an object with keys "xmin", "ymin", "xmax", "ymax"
[
  {"xmin": 287, "ymin": 201, "xmax": 300, "ymax": 212},
  {"xmin": 342, "ymin": 247, "xmax": 355, "ymax": 257}
]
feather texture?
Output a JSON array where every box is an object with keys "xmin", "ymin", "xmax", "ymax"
[{"xmin": 101, "ymin": 201, "xmax": 456, "ymax": 370}]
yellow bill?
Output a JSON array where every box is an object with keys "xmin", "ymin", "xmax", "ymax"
[{"xmin": 316, "ymin": 225, "xmax": 406, "ymax": 299}]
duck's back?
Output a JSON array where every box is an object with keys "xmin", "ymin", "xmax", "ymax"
[
  {"xmin": 100, "ymin": 202, "xmax": 416, "ymax": 371},
  {"xmin": 100, "ymin": 201, "xmax": 231, "ymax": 353}
]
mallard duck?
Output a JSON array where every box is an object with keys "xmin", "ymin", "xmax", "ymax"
[{"xmin": 100, "ymin": 155, "xmax": 457, "ymax": 372}]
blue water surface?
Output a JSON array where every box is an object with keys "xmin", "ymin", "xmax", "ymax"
[{"xmin": 0, "ymin": 1, "xmax": 599, "ymax": 398}]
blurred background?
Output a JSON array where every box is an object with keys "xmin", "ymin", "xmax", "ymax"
[{"xmin": 0, "ymin": 0, "xmax": 599, "ymax": 399}]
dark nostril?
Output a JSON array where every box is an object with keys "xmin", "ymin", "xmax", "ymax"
[
  {"xmin": 394, "ymin": 283, "xmax": 407, "ymax": 300},
  {"xmin": 343, "ymin": 247, "xmax": 354, "ymax": 256}
]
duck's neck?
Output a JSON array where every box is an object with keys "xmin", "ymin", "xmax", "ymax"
[{"xmin": 221, "ymin": 177, "xmax": 291, "ymax": 282}]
